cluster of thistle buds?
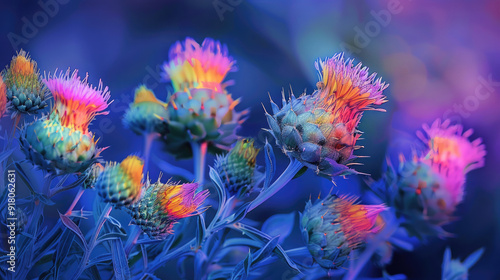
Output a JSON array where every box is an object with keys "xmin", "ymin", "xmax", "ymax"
[
  {"xmin": 123, "ymin": 38, "xmax": 247, "ymax": 159},
  {"xmin": 377, "ymin": 119, "xmax": 486, "ymax": 238}
]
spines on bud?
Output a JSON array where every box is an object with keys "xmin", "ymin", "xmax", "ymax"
[
  {"xmin": 3, "ymin": 50, "xmax": 48, "ymax": 115},
  {"xmin": 127, "ymin": 178, "xmax": 209, "ymax": 239},
  {"xmin": 300, "ymin": 193, "xmax": 386, "ymax": 269},
  {"xmin": 266, "ymin": 53, "xmax": 388, "ymax": 177},
  {"xmin": 95, "ymin": 156, "xmax": 144, "ymax": 208},
  {"xmin": 215, "ymin": 139, "xmax": 261, "ymax": 198},
  {"xmin": 123, "ymin": 85, "xmax": 168, "ymax": 135}
]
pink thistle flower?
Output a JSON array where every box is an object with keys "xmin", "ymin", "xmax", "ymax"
[
  {"xmin": 301, "ymin": 193, "xmax": 386, "ymax": 269},
  {"xmin": 158, "ymin": 182, "xmax": 210, "ymax": 220},
  {"xmin": 314, "ymin": 53, "xmax": 388, "ymax": 132},
  {"xmin": 44, "ymin": 69, "xmax": 111, "ymax": 134},
  {"xmin": 417, "ymin": 119, "xmax": 486, "ymax": 205},
  {"xmin": 162, "ymin": 37, "xmax": 236, "ymax": 92},
  {"xmin": 417, "ymin": 119, "xmax": 486, "ymax": 174}
]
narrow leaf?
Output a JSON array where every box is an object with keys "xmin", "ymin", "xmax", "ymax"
[
  {"xmin": 196, "ymin": 214, "xmax": 206, "ymax": 248},
  {"xmin": 110, "ymin": 238, "xmax": 131, "ymax": 280},
  {"xmin": 59, "ymin": 213, "xmax": 88, "ymax": 251},
  {"xmin": 263, "ymin": 140, "xmax": 276, "ymax": 189}
]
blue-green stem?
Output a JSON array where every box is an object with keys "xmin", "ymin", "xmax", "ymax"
[
  {"xmin": 125, "ymin": 226, "xmax": 142, "ymax": 257},
  {"xmin": 248, "ymin": 158, "xmax": 303, "ymax": 212},
  {"xmin": 191, "ymin": 141, "xmax": 208, "ymax": 185},
  {"xmin": 143, "ymin": 133, "xmax": 158, "ymax": 172},
  {"xmin": 71, "ymin": 203, "xmax": 113, "ymax": 280},
  {"xmin": 343, "ymin": 219, "xmax": 400, "ymax": 280}
]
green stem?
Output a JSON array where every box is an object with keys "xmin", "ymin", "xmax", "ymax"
[
  {"xmin": 125, "ymin": 226, "xmax": 142, "ymax": 257},
  {"xmin": 191, "ymin": 141, "xmax": 207, "ymax": 185}
]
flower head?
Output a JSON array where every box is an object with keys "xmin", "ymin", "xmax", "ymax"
[
  {"xmin": 266, "ymin": 53, "xmax": 388, "ymax": 177},
  {"xmin": 373, "ymin": 119, "xmax": 486, "ymax": 238},
  {"xmin": 123, "ymin": 85, "xmax": 168, "ymax": 135},
  {"xmin": 162, "ymin": 37, "xmax": 236, "ymax": 92},
  {"xmin": 20, "ymin": 116, "xmax": 105, "ymax": 174},
  {"xmin": 3, "ymin": 50, "xmax": 48, "ymax": 115},
  {"xmin": 127, "ymin": 177, "xmax": 209, "ymax": 239},
  {"xmin": 44, "ymin": 69, "xmax": 111, "ymax": 134},
  {"xmin": 95, "ymin": 156, "xmax": 144, "ymax": 208},
  {"xmin": 417, "ymin": 119, "xmax": 486, "ymax": 174},
  {"xmin": 160, "ymin": 37, "xmax": 246, "ymax": 158},
  {"xmin": 20, "ymin": 70, "xmax": 111, "ymax": 175},
  {"xmin": 157, "ymin": 182, "xmax": 209, "ymax": 219},
  {"xmin": 215, "ymin": 139, "xmax": 262, "ymax": 198},
  {"xmin": 300, "ymin": 194, "xmax": 386, "ymax": 269}
]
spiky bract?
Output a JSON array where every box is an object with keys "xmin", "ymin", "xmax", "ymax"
[
  {"xmin": 160, "ymin": 37, "xmax": 246, "ymax": 158},
  {"xmin": 127, "ymin": 178, "xmax": 209, "ymax": 239},
  {"xmin": 123, "ymin": 85, "xmax": 168, "ymax": 135},
  {"xmin": 214, "ymin": 139, "xmax": 261, "ymax": 198},
  {"xmin": 95, "ymin": 156, "xmax": 144, "ymax": 208},
  {"xmin": 3, "ymin": 50, "xmax": 48, "ymax": 115},
  {"xmin": 300, "ymin": 194, "xmax": 386, "ymax": 269},
  {"xmin": 266, "ymin": 53, "xmax": 387, "ymax": 177}
]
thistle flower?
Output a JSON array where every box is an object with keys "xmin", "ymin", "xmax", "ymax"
[
  {"xmin": 0, "ymin": 75, "xmax": 7, "ymax": 117},
  {"xmin": 81, "ymin": 163, "xmax": 104, "ymax": 189},
  {"xmin": 266, "ymin": 53, "xmax": 387, "ymax": 177},
  {"xmin": 300, "ymin": 194, "xmax": 386, "ymax": 269},
  {"xmin": 19, "ymin": 70, "xmax": 110, "ymax": 175},
  {"xmin": 375, "ymin": 119, "xmax": 486, "ymax": 238},
  {"xmin": 127, "ymin": 178, "xmax": 209, "ymax": 239},
  {"xmin": 160, "ymin": 37, "xmax": 246, "ymax": 158},
  {"xmin": 214, "ymin": 139, "xmax": 262, "ymax": 198},
  {"xmin": 95, "ymin": 155, "xmax": 144, "ymax": 208},
  {"xmin": 2, "ymin": 50, "xmax": 48, "ymax": 115},
  {"xmin": 417, "ymin": 119, "xmax": 485, "ymax": 205},
  {"xmin": 123, "ymin": 85, "xmax": 168, "ymax": 135},
  {"xmin": 442, "ymin": 247, "xmax": 484, "ymax": 280}
]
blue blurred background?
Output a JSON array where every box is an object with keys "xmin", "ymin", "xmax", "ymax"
[{"xmin": 1, "ymin": 0, "xmax": 499, "ymax": 279}]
